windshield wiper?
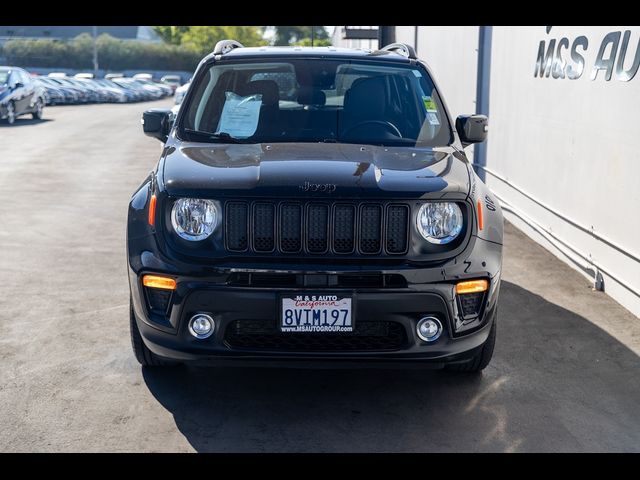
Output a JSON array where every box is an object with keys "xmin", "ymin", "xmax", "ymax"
[{"xmin": 183, "ymin": 128, "xmax": 251, "ymax": 144}]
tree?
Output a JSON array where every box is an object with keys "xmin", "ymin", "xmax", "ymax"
[
  {"xmin": 270, "ymin": 26, "xmax": 330, "ymax": 46},
  {"xmin": 153, "ymin": 26, "xmax": 191, "ymax": 45},
  {"xmin": 293, "ymin": 37, "xmax": 332, "ymax": 47},
  {"xmin": 180, "ymin": 26, "xmax": 268, "ymax": 54}
]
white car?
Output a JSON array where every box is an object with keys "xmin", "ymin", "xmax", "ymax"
[{"xmin": 174, "ymin": 82, "xmax": 190, "ymax": 106}]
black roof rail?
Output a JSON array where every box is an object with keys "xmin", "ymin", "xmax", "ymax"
[
  {"xmin": 213, "ymin": 39, "xmax": 245, "ymax": 55},
  {"xmin": 379, "ymin": 43, "xmax": 417, "ymax": 60}
]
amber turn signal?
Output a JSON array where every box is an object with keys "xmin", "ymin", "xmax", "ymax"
[
  {"xmin": 148, "ymin": 194, "xmax": 157, "ymax": 226},
  {"xmin": 477, "ymin": 200, "xmax": 484, "ymax": 231},
  {"xmin": 456, "ymin": 279, "xmax": 488, "ymax": 294},
  {"xmin": 142, "ymin": 275, "xmax": 176, "ymax": 290}
]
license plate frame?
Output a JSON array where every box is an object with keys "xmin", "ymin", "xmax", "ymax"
[{"xmin": 279, "ymin": 292, "xmax": 354, "ymax": 333}]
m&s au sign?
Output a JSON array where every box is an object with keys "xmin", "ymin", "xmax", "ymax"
[{"xmin": 535, "ymin": 26, "xmax": 639, "ymax": 81}]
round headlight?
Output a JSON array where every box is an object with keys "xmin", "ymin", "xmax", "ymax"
[
  {"xmin": 171, "ymin": 198, "xmax": 218, "ymax": 241},
  {"xmin": 416, "ymin": 202, "xmax": 463, "ymax": 244}
]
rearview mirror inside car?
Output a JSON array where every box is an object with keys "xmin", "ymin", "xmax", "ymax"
[
  {"xmin": 456, "ymin": 114, "xmax": 488, "ymax": 147},
  {"xmin": 142, "ymin": 108, "xmax": 173, "ymax": 143}
]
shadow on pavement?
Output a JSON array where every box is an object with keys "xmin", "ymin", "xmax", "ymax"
[
  {"xmin": 0, "ymin": 118, "xmax": 53, "ymax": 128},
  {"xmin": 142, "ymin": 281, "xmax": 640, "ymax": 452}
]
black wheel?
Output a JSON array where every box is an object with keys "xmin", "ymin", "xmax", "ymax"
[
  {"xmin": 446, "ymin": 314, "xmax": 497, "ymax": 373},
  {"xmin": 5, "ymin": 101, "xmax": 16, "ymax": 124},
  {"xmin": 130, "ymin": 298, "xmax": 180, "ymax": 367},
  {"xmin": 32, "ymin": 98, "xmax": 44, "ymax": 120}
]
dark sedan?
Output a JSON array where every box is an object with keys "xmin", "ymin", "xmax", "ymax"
[{"xmin": 1, "ymin": 66, "xmax": 46, "ymax": 124}]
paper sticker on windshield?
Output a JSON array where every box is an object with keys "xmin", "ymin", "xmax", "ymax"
[
  {"xmin": 422, "ymin": 96, "xmax": 437, "ymax": 112},
  {"xmin": 412, "ymin": 70, "xmax": 423, "ymax": 78},
  {"xmin": 427, "ymin": 112, "xmax": 440, "ymax": 125},
  {"xmin": 216, "ymin": 91, "xmax": 262, "ymax": 139}
]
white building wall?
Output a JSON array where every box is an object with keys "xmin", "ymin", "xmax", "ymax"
[
  {"xmin": 388, "ymin": 26, "xmax": 640, "ymax": 317},
  {"xmin": 396, "ymin": 26, "xmax": 479, "ymax": 120},
  {"xmin": 486, "ymin": 25, "xmax": 640, "ymax": 317},
  {"xmin": 331, "ymin": 26, "xmax": 378, "ymax": 50}
]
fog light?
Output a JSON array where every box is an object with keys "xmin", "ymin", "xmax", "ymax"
[
  {"xmin": 188, "ymin": 314, "xmax": 215, "ymax": 339},
  {"xmin": 416, "ymin": 316, "xmax": 442, "ymax": 342}
]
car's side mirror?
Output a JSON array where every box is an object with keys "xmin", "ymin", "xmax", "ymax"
[
  {"xmin": 456, "ymin": 114, "xmax": 488, "ymax": 147},
  {"xmin": 142, "ymin": 108, "xmax": 173, "ymax": 143},
  {"xmin": 13, "ymin": 82, "xmax": 23, "ymax": 89}
]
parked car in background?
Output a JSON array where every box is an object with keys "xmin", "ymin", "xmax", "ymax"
[
  {"xmin": 50, "ymin": 76, "xmax": 91, "ymax": 104},
  {"xmin": 40, "ymin": 77, "xmax": 80, "ymax": 104},
  {"xmin": 34, "ymin": 77, "xmax": 66, "ymax": 105},
  {"xmin": 124, "ymin": 78, "xmax": 165, "ymax": 100},
  {"xmin": 151, "ymin": 80, "xmax": 174, "ymax": 97},
  {"xmin": 67, "ymin": 78, "xmax": 103, "ymax": 103},
  {"xmin": 1, "ymin": 66, "xmax": 46, "ymax": 124},
  {"xmin": 133, "ymin": 73, "xmax": 153, "ymax": 81},
  {"xmin": 174, "ymin": 81, "xmax": 190, "ymax": 106},
  {"xmin": 105, "ymin": 73, "xmax": 125, "ymax": 80},
  {"xmin": 7, "ymin": 71, "xmax": 176, "ymax": 109},
  {"xmin": 138, "ymin": 78, "xmax": 172, "ymax": 98},
  {"xmin": 160, "ymin": 74, "xmax": 182, "ymax": 93},
  {"xmin": 172, "ymin": 81, "xmax": 190, "ymax": 115},
  {"xmin": 112, "ymin": 78, "xmax": 149, "ymax": 102},
  {"xmin": 93, "ymin": 79, "xmax": 128, "ymax": 103}
]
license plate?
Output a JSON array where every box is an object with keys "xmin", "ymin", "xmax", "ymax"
[{"xmin": 281, "ymin": 294, "xmax": 353, "ymax": 333}]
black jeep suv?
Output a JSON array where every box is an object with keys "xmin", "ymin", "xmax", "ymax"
[{"xmin": 128, "ymin": 40, "xmax": 503, "ymax": 372}]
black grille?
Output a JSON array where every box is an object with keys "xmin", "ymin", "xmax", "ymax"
[
  {"xmin": 280, "ymin": 203, "xmax": 302, "ymax": 252},
  {"xmin": 225, "ymin": 320, "xmax": 406, "ymax": 351},
  {"xmin": 386, "ymin": 205, "xmax": 409, "ymax": 253},
  {"xmin": 307, "ymin": 204, "xmax": 329, "ymax": 253},
  {"xmin": 226, "ymin": 272, "xmax": 407, "ymax": 288},
  {"xmin": 225, "ymin": 202, "xmax": 248, "ymax": 251},
  {"xmin": 360, "ymin": 205, "xmax": 382, "ymax": 253},
  {"xmin": 253, "ymin": 203, "xmax": 275, "ymax": 252},
  {"xmin": 333, "ymin": 205, "xmax": 355, "ymax": 253},
  {"xmin": 224, "ymin": 200, "xmax": 409, "ymax": 256}
]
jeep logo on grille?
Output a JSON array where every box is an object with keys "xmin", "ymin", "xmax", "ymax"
[{"xmin": 299, "ymin": 181, "xmax": 337, "ymax": 193}]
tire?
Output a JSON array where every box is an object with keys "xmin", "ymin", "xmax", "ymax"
[
  {"xmin": 32, "ymin": 98, "xmax": 44, "ymax": 120},
  {"xmin": 5, "ymin": 101, "xmax": 15, "ymax": 124},
  {"xmin": 446, "ymin": 314, "xmax": 497, "ymax": 373},
  {"xmin": 130, "ymin": 298, "xmax": 180, "ymax": 367}
]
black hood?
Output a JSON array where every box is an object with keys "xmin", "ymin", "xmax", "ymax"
[{"xmin": 161, "ymin": 142, "xmax": 470, "ymax": 199}]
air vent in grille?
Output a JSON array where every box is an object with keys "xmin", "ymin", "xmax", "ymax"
[
  {"xmin": 280, "ymin": 203, "xmax": 302, "ymax": 252},
  {"xmin": 360, "ymin": 205, "xmax": 382, "ymax": 254},
  {"xmin": 307, "ymin": 204, "xmax": 329, "ymax": 253},
  {"xmin": 253, "ymin": 203, "xmax": 275, "ymax": 252},
  {"xmin": 333, "ymin": 205, "xmax": 355, "ymax": 253},
  {"xmin": 225, "ymin": 320, "xmax": 406, "ymax": 352},
  {"xmin": 386, "ymin": 205, "xmax": 409, "ymax": 254},
  {"xmin": 225, "ymin": 202, "xmax": 248, "ymax": 251}
]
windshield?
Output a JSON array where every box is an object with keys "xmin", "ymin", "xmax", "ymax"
[
  {"xmin": 180, "ymin": 58, "xmax": 452, "ymax": 147},
  {"xmin": 0, "ymin": 70, "xmax": 9, "ymax": 85}
]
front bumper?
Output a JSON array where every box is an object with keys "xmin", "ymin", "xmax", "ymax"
[{"xmin": 129, "ymin": 260, "xmax": 501, "ymax": 368}]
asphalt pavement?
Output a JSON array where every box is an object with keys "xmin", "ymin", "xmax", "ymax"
[{"xmin": 1, "ymin": 101, "xmax": 639, "ymax": 452}]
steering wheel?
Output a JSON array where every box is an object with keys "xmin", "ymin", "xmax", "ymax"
[{"xmin": 342, "ymin": 120, "xmax": 403, "ymax": 138}]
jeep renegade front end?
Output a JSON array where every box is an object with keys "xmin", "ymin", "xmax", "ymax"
[{"xmin": 128, "ymin": 41, "xmax": 503, "ymax": 372}]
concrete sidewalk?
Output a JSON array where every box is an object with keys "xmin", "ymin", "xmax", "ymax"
[{"xmin": 502, "ymin": 222, "xmax": 640, "ymax": 356}]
